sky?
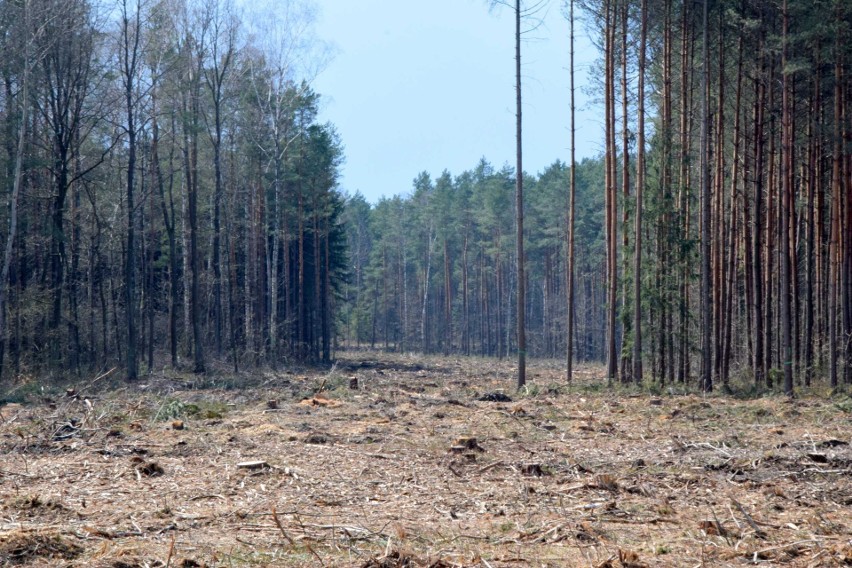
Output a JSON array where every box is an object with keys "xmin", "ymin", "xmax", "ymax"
[{"xmin": 311, "ymin": 0, "xmax": 602, "ymax": 204}]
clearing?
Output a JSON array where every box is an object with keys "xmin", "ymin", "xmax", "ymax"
[{"xmin": 1, "ymin": 353, "xmax": 850, "ymax": 567}]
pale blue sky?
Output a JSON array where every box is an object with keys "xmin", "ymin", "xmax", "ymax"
[{"xmin": 311, "ymin": 0, "xmax": 601, "ymax": 203}]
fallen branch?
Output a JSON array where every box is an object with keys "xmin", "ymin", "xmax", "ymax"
[
  {"xmin": 477, "ymin": 460, "xmax": 504, "ymax": 474},
  {"xmin": 165, "ymin": 533, "xmax": 176, "ymax": 567},
  {"xmin": 0, "ymin": 469, "xmax": 36, "ymax": 478},
  {"xmin": 748, "ymin": 539, "xmax": 821, "ymax": 561},
  {"xmin": 731, "ymin": 499, "xmax": 767, "ymax": 539},
  {"xmin": 270, "ymin": 507, "xmax": 295, "ymax": 545}
]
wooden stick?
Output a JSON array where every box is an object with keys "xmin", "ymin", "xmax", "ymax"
[
  {"xmin": 271, "ymin": 507, "xmax": 295, "ymax": 545},
  {"xmin": 731, "ymin": 499, "xmax": 767, "ymax": 539}
]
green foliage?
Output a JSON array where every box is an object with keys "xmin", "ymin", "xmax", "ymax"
[
  {"xmin": 152, "ymin": 398, "xmax": 229, "ymax": 421},
  {"xmin": 153, "ymin": 399, "xmax": 188, "ymax": 421},
  {"xmin": 343, "ymin": 155, "xmax": 609, "ymax": 359},
  {"xmin": 0, "ymin": 379, "xmax": 46, "ymax": 405},
  {"xmin": 832, "ymin": 396, "xmax": 852, "ymax": 414}
]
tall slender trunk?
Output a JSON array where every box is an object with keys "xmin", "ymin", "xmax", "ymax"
[
  {"xmin": 605, "ymin": 0, "xmax": 618, "ymax": 383},
  {"xmin": 712, "ymin": 11, "xmax": 725, "ymax": 384},
  {"xmin": 780, "ymin": 0, "xmax": 794, "ymax": 395},
  {"xmin": 420, "ymin": 224, "xmax": 435, "ymax": 354},
  {"xmin": 313, "ymin": 203, "xmax": 321, "ymax": 359},
  {"xmin": 828, "ymin": 32, "xmax": 842, "ymax": 389},
  {"xmin": 661, "ymin": 0, "xmax": 674, "ymax": 384},
  {"xmin": 619, "ymin": 0, "xmax": 631, "ymax": 384},
  {"xmin": 155, "ymin": 104, "xmax": 179, "ymax": 367},
  {"xmin": 752, "ymin": 54, "xmax": 766, "ymax": 386},
  {"xmin": 187, "ymin": 54, "xmax": 205, "ymax": 374},
  {"xmin": 804, "ymin": 65, "xmax": 817, "ymax": 386},
  {"xmin": 566, "ymin": 0, "xmax": 576, "ymax": 382},
  {"xmin": 722, "ymin": 28, "xmax": 745, "ymax": 387},
  {"xmin": 322, "ymin": 217, "xmax": 331, "ymax": 361},
  {"xmin": 0, "ymin": 37, "xmax": 29, "ymax": 380},
  {"xmin": 514, "ymin": 0, "xmax": 526, "ymax": 389},
  {"xmin": 677, "ymin": 0, "xmax": 691, "ymax": 383},
  {"xmin": 765, "ymin": 60, "xmax": 776, "ymax": 383},
  {"xmin": 270, "ymin": 133, "xmax": 282, "ymax": 360},
  {"xmin": 633, "ymin": 0, "xmax": 647, "ymax": 384},
  {"xmin": 211, "ymin": 92, "xmax": 223, "ymax": 356},
  {"xmin": 699, "ymin": 0, "xmax": 712, "ymax": 392},
  {"xmin": 443, "ymin": 239, "xmax": 452, "ymax": 354},
  {"xmin": 462, "ymin": 234, "xmax": 470, "ymax": 354},
  {"xmin": 122, "ymin": 6, "xmax": 140, "ymax": 381}
]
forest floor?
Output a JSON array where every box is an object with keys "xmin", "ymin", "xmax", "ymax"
[{"xmin": 0, "ymin": 352, "xmax": 851, "ymax": 568}]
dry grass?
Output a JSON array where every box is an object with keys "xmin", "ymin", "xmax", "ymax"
[{"xmin": 0, "ymin": 352, "xmax": 850, "ymax": 567}]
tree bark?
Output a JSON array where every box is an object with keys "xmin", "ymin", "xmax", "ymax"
[{"xmin": 514, "ymin": 0, "xmax": 526, "ymax": 389}]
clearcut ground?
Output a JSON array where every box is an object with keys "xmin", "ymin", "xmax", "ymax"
[{"xmin": 1, "ymin": 352, "xmax": 850, "ymax": 567}]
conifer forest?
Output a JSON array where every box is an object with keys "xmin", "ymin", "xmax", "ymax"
[
  {"xmin": 0, "ymin": 0, "xmax": 850, "ymax": 397},
  {"xmin": 343, "ymin": 0, "xmax": 852, "ymax": 397}
]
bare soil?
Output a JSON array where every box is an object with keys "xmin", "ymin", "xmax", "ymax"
[{"xmin": 1, "ymin": 352, "xmax": 850, "ymax": 567}]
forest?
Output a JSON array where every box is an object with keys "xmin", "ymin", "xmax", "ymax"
[
  {"xmin": 1, "ymin": 0, "xmax": 852, "ymax": 396},
  {"xmin": 0, "ymin": 0, "xmax": 346, "ymax": 383},
  {"xmin": 342, "ymin": 0, "xmax": 852, "ymax": 397}
]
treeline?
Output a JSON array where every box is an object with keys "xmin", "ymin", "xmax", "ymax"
[
  {"xmin": 0, "ymin": 0, "xmax": 346, "ymax": 381},
  {"xmin": 342, "ymin": 159, "xmax": 605, "ymax": 360},
  {"xmin": 344, "ymin": 0, "xmax": 852, "ymax": 394}
]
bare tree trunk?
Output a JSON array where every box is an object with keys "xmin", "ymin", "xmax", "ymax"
[
  {"xmin": 619, "ymin": 0, "xmax": 631, "ymax": 384},
  {"xmin": 203, "ymin": 9, "xmax": 235, "ymax": 358},
  {"xmin": 605, "ymin": 0, "xmax": 618, "ymax": 383},
  {"xmin": 0, "ymin": 27, "xmax": 29, "ymax": 380},
  {"xmin": 752, "ymin": 50, "xmax": 766, "ymax": 386},
  {"xmin": 677, "ymin": 0, "xmax": 692, "ymax": 383},
  {"xmin": 420, "ymin": 224, "xmax": 435, "ymax": 354},
  {"xmin": 699, "ymin": 0, "xmax": 712, "ymax": 392},
  {"xmin": 443, "ymin": 238, "xmax": 452, "ymax": 354},
  {"xmin": 712, "ymin": 11, "xmax": 725, "ymax": 385},
  {"xmin": 765, "ymin": 60, "xmax": 776, "ymax": 384},
  {"xmin": 780, "ymin": 0, "xmax": 794, "ymax": 396},
  {"xmin": 121, "ymin": 0, "xmax": 141, "ymax": 381},
  {"xmin": 829, "ymin": 33, "xmax": 842, "ymax": 389},
  {"xmin": 804, "ymin": 65, "xmax": 817, "ymax": 386},
  {"xmin": 566, "ymin": 0, "xmax": 576, "ymax": 382},
  {"xmin": 514, "ymin": 0, "xmax": 526, "ymax": 389},
  {"xmin": 722, "ymin": 27, "xmax": 745, "ymax": 388},
  {"xmin": 633, "ymin": 0, "xmax": 647, "ymax": 385},
  {"xmin": 186, "ymin": 44, "xmax": 205, "ymax": 374},
  {"xmin": 463, "ymin": 234, "xmax": 470, "ymax": 354}
]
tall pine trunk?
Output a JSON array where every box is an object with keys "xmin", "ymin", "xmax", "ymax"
[
  {"xmin": 514, "ymin": 0, "xmax": 526, "ymax": 389},
  {"xmin": 699, "ymin": 0, "xmax": 713, "ymax": 392},
  {"xmin": 566, "ymin": 0, "xmax": 576, "ymax": 383},
  {"xmin": 633, "ymin": 0, "xmax": 647, "ymax": 384}
]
